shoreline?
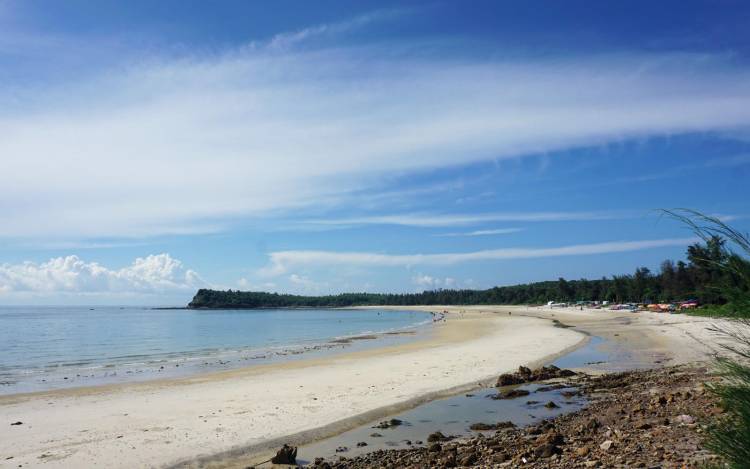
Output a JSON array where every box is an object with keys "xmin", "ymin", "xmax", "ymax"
[
  {"xmin": 178, "ymin": 318, "xmax": 590, "ymax": 469},
  {"xmin": 308, "ymin": 364, "xmax": 721, "ymax": 468},
  {"xmin": 0, "ymin": 305, "xmax": 723, "ymax": 468},
  {"xmin": 225, "ymin": 305, "xmax": 725, "ymax": 467},
  {"xmin": 0, "ymin": 308, "xmax": 434, "ymax": 398},
  {"xmin": 0, "ymin": 308, "xmax": 584, "ymax": 468}
]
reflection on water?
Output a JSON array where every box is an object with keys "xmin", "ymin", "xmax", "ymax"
[
  {"xmin": 553, "ymin": 336, "xmax": 610, "ymax": 369},
  {"xmin": 298, "ymin": 382, "xmax": 585, "ymax": 463},
  {"xmin": 298, "ymin": 334, "xmax": 625, "ymax": 464}
]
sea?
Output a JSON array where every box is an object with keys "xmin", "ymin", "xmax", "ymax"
[{"xmin": 0, "ymin": 306, "xmax": 432, "ymax": 395}]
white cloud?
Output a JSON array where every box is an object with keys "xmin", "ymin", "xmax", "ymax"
[
  {"xmin": 237, "ymin": 278, "xmax": 276, "ymax": 291},
  {"xmin": 412, "ymin": 274, "xmax": 437, "ymax": 287},
  {"xmin": 704, "ymin": 154, "xmax": 750, "ymax": 168},
  {"xmin": 288, "ymin": 273, "xmax": 327, "ymax": 293},
  {"xmin": 306, "ymin": 212, "xmax": 617, "ymax": 228},
  {"xmin": 267, "ymin": 9, "xmax": 404, "ymax": 50},
  {"xmin": 436, "ymin": 227, "xmax": 525, "ymax": 237},
  {"xmin": 411, "ymin": 274, "xmax": 457, "ymax": 288},
  {"xmin": 2, "ymin": 34, "xmax": 750, "ymax": 238},
  {"xmin": 0, "ymin": 253, "xmax": 205, "ymax": 295},
  {"xmin": 262, "ymin": 238, "xmax": 698, "ymax": 275}
]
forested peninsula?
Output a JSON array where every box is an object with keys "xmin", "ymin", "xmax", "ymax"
[{"xmin": 188, "ymin": 236, "xmax": 747, "ymax": 309}]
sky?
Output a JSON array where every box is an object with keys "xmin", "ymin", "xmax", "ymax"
[{"xmin": 1, "ymin": 0, "xmax": 749, "ymax": 305}]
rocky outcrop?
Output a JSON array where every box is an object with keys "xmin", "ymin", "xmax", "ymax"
[
  {"xmin": 496, "ymin": 364, "xmax": 576, "ymax": 387},
  {"xmin": 307, "ymin": 366, "xmax": 722, "ymax": 468},
  {"xmin": 270, "ymin": 444, "xmax": 297, "ymax": 464}
]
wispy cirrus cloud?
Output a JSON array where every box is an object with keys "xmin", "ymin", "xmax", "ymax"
[
  {"xmin": 435, "ymin": 228, "xmax": 525, "ymax": 237},
  {"xmin": 2, "ymin": 12, "xmax": 750, "ymax": 239},
  {"xmin": 261, "ymin": 237, "xmax": 698, "ymax": 276},
  {"xmin": 305, "ymin": 212, "xmax": 620, "ymax": 228},
  {"xmin": 267, "ymin": 9, "xmax": 406, "ymax": 50}
]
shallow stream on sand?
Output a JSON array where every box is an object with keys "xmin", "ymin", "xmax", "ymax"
[{"xmin": 295, "ymin": 334, "xmax": 625, "ymax": 464}]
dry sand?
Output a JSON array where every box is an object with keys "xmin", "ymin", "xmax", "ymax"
[
  {"xmin": 1, "ymin": 310, "xmax": 582, "ymax": 468},
  {"xmin": 0, "ymin": 306, "xmax": 728, "ymax": 468}
]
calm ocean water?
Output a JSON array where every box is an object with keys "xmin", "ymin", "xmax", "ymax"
[{"xmin": 0, "ymin": 306, "xmax": 431, "ymax": 394}]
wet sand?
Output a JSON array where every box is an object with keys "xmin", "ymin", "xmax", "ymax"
[
  {"xmin": 282, "ymin": 305, "xmax": 729, "ymax": 467},
  {"xmin": 0, "ymin": 309, "xmax": 583, "ymax": 468}
]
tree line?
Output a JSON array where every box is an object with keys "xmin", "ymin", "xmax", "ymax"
[{"xmin": 188, "ymin": 236, "xmax": 748, "ymax": 309}]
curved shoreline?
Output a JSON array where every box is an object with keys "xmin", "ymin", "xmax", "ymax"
[
  {"xmin": 0, "ymin": 308, "xmax": 433, "ymax": 399},
  {"xmin": 0, "ymin": 308, "xmax": 586, "ymax": 468},
  {"xmin": 173, "ymin": 317, "xmax": 590, "ymax": 468},
  {"xmin": 5, "ymin": 304, "xmax": 722, "ymax": 469},
  {"xmin": 208, "ymin": 304, "xmax": 725, "ymax": 468}
]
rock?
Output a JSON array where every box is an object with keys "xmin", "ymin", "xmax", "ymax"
[
  {"xmin": 492, "ymin": 389, "xmax": 530, "ymax": 400},
  {"xmin": 636, "ymin": 420, "xmax": 652, "ymax": 430},
  {"xmin": 458, "ymin": 452, "xmax": 477, "ymax": 466},
  {"xmin": 270, "ymin": 444, "xmax": 297, "ymax": 465},
  {"xmin": 427, "ymin": 431, "xmax": 449, "ymax": 442},
  {"xmin": 369, "ymin": 432, "xmax": 382, "ymax": 437},
  {"xmin": 493, "ymin": 452, "xmax": 509, "ymax": 463},
  {"xmin": 313, "ymin": 457, "xmax": 332, "ymax": 468},
  {"xmin": 544, "ymin": 401, "xmax": 560, "ymax": 409},
  {"xmin": 495, "ymin": 365, "xmax": 575, "ymax": 387},
  {"xmin": 469, "ymin": 421, "xmax": 515, "ymax": 431},
  {"xmin": 355, "ymin": 441, "xmax": 367, "ymax": 447},
  {"xmin": 440, "ymin": 453, "xmax": 457, "ymax": 468},
  {"xmin": 496, "ymin": 373, "xmax": 525, "ymax": 386},
  {"xmin": 373, "ymin": 418, "xmax": 403, "ymax": 429},
  {"xmin": 585, "ymin": 418, "xmax": 600, "ymax": 430},
  {"xmin": 469, "ymin": 422, "xmax": 494, "ymax": 431},
  {"xmin": 536, "ymin": 384, "xmax": 567, "ymax": 392},
  {"xmin": 534, "ymin": 443, "xmax": 560, "ymax": 458},
  {"xmin": 537, "ymin": 431, "xmax": 564, "ymax": 446},
  {"xmin": 299, "ymin": 365, "xmax": 718, "ymax": 469}
]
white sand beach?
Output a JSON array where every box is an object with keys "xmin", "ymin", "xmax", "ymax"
[{"xmin": 0, "ymin": 306, "xmax": 726, "ymax": 468}]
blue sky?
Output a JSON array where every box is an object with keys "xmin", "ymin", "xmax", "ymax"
[{"xmin": 1, "ymin": 0, "xmax": 749, "ymax": 305}]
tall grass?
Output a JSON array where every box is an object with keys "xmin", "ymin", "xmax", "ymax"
[{"xmin": 663, "ymin": 209, "xmax": 750, "ymax": 467}]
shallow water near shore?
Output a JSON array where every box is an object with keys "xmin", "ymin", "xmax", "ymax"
[
  {"xmin": 295, "ymin": 334, "xmax": 629, "ymax": 464},
  {"xmin": 0, "ymin": 306, "xmax": 432, "ymax": 394},
  {"xmin": 297, "ymin": 381, "xmax": 586, "ymax": 464}
]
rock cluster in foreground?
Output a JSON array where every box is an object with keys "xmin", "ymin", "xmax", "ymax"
[{"xmin": 308, "ymin": 366, "xmax": 722, "ymax": 468}]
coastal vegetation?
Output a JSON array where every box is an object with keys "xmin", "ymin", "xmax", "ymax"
[
  {"xmin": 662, "ymin": 210, "xmax": 750, "ymax": 468},
  {"xmin": 189, "ymin": 232, "xmax": 749, "ymax": 309}
]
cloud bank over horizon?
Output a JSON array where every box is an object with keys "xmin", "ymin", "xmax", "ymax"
[
  {"xmin": 0, "ymin": 237, "xmax": 699, "ymax": 299},
  {"xmin": 0, "ymin": 254, "xmax": 205, "ymax": 299}
]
